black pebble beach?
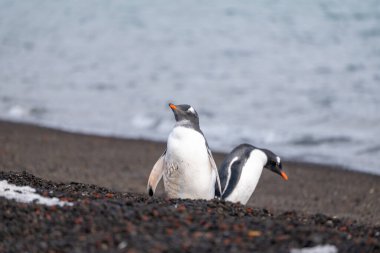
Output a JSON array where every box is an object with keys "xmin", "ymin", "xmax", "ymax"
[{"xmin": 1, "ymin": 171, "xmax": 379, "ymax": 253}]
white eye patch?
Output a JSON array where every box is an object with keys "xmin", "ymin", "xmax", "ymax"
[
  {"xmin": 187, "ymin": 107, "xmax": 195, "ymax": 114},
  {"xmin": 276, "ymin": 156, "xmax": 281, "ymax": 164}
]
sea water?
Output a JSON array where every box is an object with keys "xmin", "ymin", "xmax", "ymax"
[{"xmin": 0, "ymin": 0, "xmax": 379, "ymax": 174}]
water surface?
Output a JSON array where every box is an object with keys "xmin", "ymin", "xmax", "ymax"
[{"xmin": 1, "ymin": 0, "xmax": 379, "ymax": 174}]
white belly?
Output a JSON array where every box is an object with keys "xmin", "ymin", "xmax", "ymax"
[
  {"xmin": 225, "ymin": 150, "xmax": 266, "ymax": 204},
  {"xmin": 164, "ymin": 127, "xmax": 215, "ymax": 200}
]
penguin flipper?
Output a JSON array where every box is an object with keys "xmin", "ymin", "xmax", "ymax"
[
  {"xmin": 215, "ymin": 158, "xmax": 228, "ymax": 198},
  {"xmin": 206, "ymin": 145, "xmax": 222, "ymax": 199},
  {"xmin": 221, "ymin": 159, "xmax": 243, "ymax": 199},
  {"xmin": 216, "ymin": 144, "xmax": 251, "ymax": 199},
  {"xmin": 147, "ymin": 150, "xmax": 166, "ymax": 196}
]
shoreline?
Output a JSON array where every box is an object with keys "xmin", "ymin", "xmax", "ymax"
[
  {"xmin": 3, "ymin": 118, "xmax": 376, "ymax": 177},
  {"xmin": 1, "ymin": 118, "xmax": 374, "ymax": 175},
  {"xmin": 0, "ymin": 120, "xmax": 379, "ymax": 225}
]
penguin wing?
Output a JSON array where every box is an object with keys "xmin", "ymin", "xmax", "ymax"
[
  {"xmin": 216, "ymin": 144, "xmax": 251, "ymax": 198},
  {"xmin": 215, "ymin": 158, "xmax": 229, "ymax": 198},
  {"xmin": 147, "ymin": 149, "xmax": 166, "ymax": 196},
  {"xmin": 220, "ymin": 158, "xmax": 244, "ymax": 199},
  {"xmin": 216, "ymin": 149, "xmax": 241, "ymax": 197},
  {"xmin": 206, "ymin": 142, "xmax": 222, "ymax": 198}
]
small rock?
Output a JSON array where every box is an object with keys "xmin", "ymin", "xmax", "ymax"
[
  {"xmin": 118, "ymin": 241, "xmax": 128, "ymax": 249},
  {"xmin": 248, "ymin": 230, "xmax": 262, "ymax": 238},
  {"xmin": 326, "ymin": 220, "xmax": 334, "ymax": 227}
]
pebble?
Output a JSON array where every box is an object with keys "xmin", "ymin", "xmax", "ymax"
[
  {"xmin": 247, "ymin": 230, "xmax": 262, "ymax": 237},
  {"xmin": 118, "ymin": 241, "xmax": 128, "ymax": 249},
  {"xmin": 0, "ymin": 171, "xmax": 379, "ymax": 253}
]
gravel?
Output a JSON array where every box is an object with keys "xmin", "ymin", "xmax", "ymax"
[{"xmin": 1, "ymin": 171, "xmax": 379, "ymax": 253}]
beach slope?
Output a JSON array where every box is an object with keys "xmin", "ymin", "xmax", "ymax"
[{"xmin": 0, "ymin": 120, "xmax": 379, "ymax": 226}]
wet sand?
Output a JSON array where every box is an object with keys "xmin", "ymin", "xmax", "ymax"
[{"xmin": 0, "ymin": 120, "xmax": 379, "ymax": 225}]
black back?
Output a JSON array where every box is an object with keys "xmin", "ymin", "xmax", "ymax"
[{"xmin": 215, "ymin": 144, "xmax": 255, "ymax": 198}]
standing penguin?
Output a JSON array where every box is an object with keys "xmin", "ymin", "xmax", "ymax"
[
  {"xmin": 215, "ymin": 144, "xmax": 288, "ymax": 204},
  {"xmin": 147, "ymin": 103, "xmax": 222, "ymax": 200}
]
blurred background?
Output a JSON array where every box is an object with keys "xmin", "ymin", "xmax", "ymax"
[{"xmin": 0, "ymin": 0, "xmax": 379, "ymax": 174}]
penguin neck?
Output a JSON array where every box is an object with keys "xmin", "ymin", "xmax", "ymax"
[{"xmin": 175, "ymin": 120, "xmax": 202, "ymax": 135}]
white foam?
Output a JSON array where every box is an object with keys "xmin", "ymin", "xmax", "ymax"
[
  {"xmin": 290, "ymin": 244, "xmax": 338, "ymax": 253},
  {"xmin": 8, "ymin": 105, "xmax": 29, "ymax": 118},
  {"xmin": 131, "ymin": 115, "xmax": 156, "ymax": 129},
  {"xmin": 0, "ymin": 180, "xmax": 73, "ymax": 207}
]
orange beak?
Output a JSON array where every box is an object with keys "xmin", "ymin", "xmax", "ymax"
[
  {"xmin": 281, "ymin": 171, "xmax": 288, "ymax": 181},
  {"xmin": 169, "ymin": 103, "xmax": 177, "ymax": 110}
]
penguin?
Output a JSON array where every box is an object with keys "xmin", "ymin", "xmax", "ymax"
[
  {"xmin": 147, "ymin": 103, "xmax": 222, "ymax": 200},
  {"xmin": 215, "ymin": 144, "xmax": 288, "ymax": 204}
]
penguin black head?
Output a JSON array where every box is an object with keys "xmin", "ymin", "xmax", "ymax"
[
  {"xmin": 168, "ymin": 103, "xmax": 200, "ymax": 127},
  {"xmin": 262, "ymin": 149, "xmax": 288, "ymax": 180}
]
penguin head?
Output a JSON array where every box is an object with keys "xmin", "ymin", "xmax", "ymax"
[
  {"xmin": 168, "ymin": 103, "xmax": 199, "ymax": 126},
  {"xmin": 262, "ymin": 150, "xmax": 288, "ymax": 180}
]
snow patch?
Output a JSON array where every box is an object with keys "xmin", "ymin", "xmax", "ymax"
[
  {"xmin": 290, "ymin": 245, "xmax": 338, "ymax": 253},
  {"xmin": 0, "ymin": 180, "xmax": 73, "ymax": 207}
]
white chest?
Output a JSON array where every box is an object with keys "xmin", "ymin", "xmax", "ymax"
[
  {"xmin": 166, "ymin": 127, "xmax": 208, "ymax": 163},
  {"xmin": 163, "ymin": 126, "xmax": 215, "ymax": 199},
  {"xmin": 225, "ymin": 150, "xmax": 267, "ymax": 204}
]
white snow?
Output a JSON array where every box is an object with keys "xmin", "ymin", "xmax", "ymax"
[
  {"xmin": 290, "ymin": 244, "xmax": 338, "ymax": 253},
  {"xmin": 0, "ymin": 180, "xmax": 73, "ymax": 207}
]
